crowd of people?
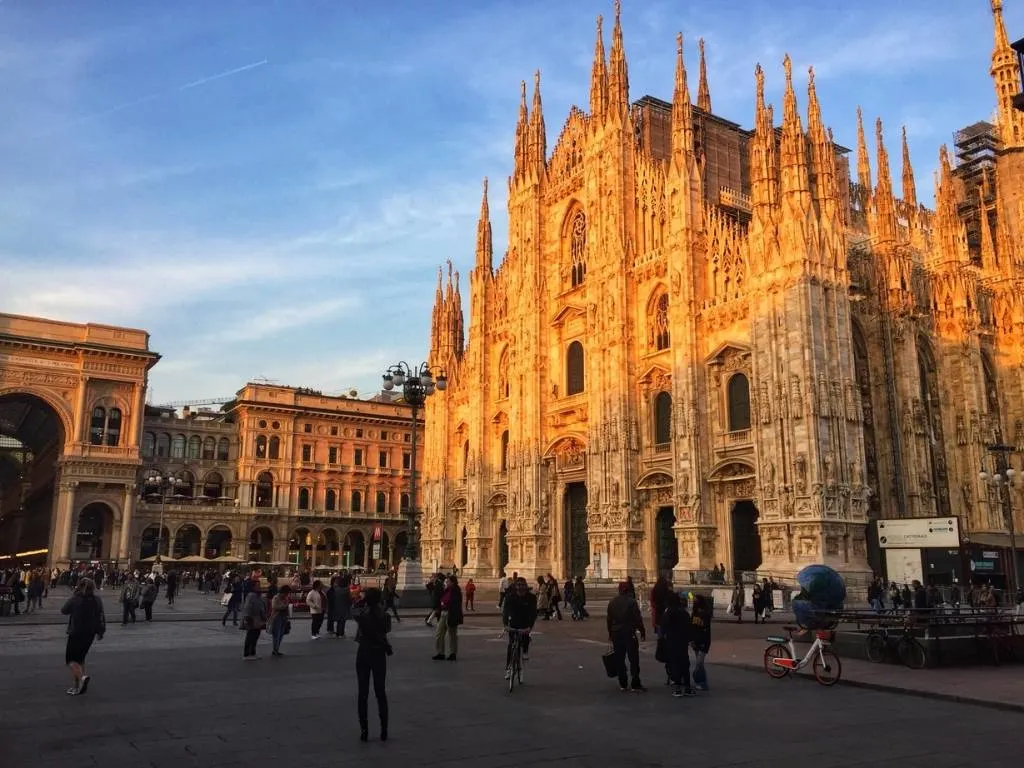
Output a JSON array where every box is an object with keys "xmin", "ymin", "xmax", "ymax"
[{"xmin": 867, "ymin": 577, "xmax": 1024, "ymax": 614}]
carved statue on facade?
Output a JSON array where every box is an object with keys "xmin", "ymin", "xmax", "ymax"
[
  {"xmin": 956, "ymin": 414, "xmax": 968, "ymax": 446},
  {"xmin": 849, "ymin": 459, "xmax": 862, "ymax": 487},
  {"xmin": 759, "ymin": 381, "xmax": 771, "ymax": 424},
  {"xmin": 790, "ymin": 375, "xmax": 802, "ymax": 419},
  {"xmin": 823, "ymin": 451, "xmax": 836, "ymax": 487},
  {"xmin": 794, "ymin": 454, "xmax": 807, "ymax": 493}
]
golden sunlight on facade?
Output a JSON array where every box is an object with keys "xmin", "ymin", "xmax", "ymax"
[{"xmin": 420, "ymin": 2, "xmax": 1024, "ymax": 583}]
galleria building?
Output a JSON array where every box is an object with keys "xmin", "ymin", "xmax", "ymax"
[{"xmin": 419, "ymin": 3, "xmax": 1024, "ymax": 583}]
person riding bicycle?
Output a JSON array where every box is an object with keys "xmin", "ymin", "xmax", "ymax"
[{"xmin": 502, "ymin": 577, "xmax": 538, "ymax": 677}]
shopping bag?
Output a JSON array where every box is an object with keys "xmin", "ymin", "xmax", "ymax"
[
  {"xmin": 601, "ymin": 647, "xmax": 618, "ymax": 678},
  {"xmin": 220, "ymin": 592, "xmax": 231, "ymax": 607}
]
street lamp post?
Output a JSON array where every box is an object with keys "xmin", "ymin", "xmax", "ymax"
[
  {"xmin": 382, "ymin": 361, "xmax": 446, "ymax": 601},
  {"xmin": 145, "ymin": 471, "xmax": 182, "ymax": 564},
  {"xmin": 978, "ymin": 443, "xmax": 1020, "ymax": 598}
]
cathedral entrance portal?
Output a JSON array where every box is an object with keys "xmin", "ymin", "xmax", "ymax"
[
  {"xmin": 656, "ymin": 507, "xmax": 677, "ymax": 576},
  {"xmin": 731, "ymin": 500, "xmax": 762, "ymax": 576},
  {"xmin": 563, "ymin": 482, "xmax": 589, "ymax": 578}
]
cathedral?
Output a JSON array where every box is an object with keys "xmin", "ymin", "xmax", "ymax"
[{"xmin": 419, "ymin": 1, "xmax": 1024, "ymax": 584}]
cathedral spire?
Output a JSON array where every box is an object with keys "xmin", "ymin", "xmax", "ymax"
[
  {"xmin": 856, "ymin": 107, "xmax": 872, "ymax": 192},
  {"xmin": 933, "ymin": 145, "xmax": 969, "ymax": 266},
  {"xmin": 475, "ymin": 177, "xmax": 493, "ymax": 271},
  {"xmin": 779, "ymin": 55, "xmax": 810, "ymax": 192},
  {"xmin": 589, "ymin": 15, "xmax": 608, "ymax": 119},
  {"xmin": 994, "ymin": 167, "xmax": 1020, "ymax": 268},
  {"xmin": 900, "ymin": 126, "xmax": 917, "ymax": 207},
  {"xmin": 990, "ymin": 0, "xmax": 1024, "ymax": 147},
  {"xmin": 672, "ymin": 32, "xmax": 694, "ymax": 158},
  {"xmin": 978, "ymin": 184, "xmax": 998, "ymax": 273},
  {"xmin": 748, "ymin": 63, "xmax": 780, "ymax": 273},
  {"xmin": 872, "ymin": 118, "xmax": 898, "ymax": 244},
  {"xmin": 607, "ymin": 0, "xmax": 630, "ymax": 115},
  {"xmin": 513, "ymin": 80, "xmax": 529, "ymax": 178},
  {"xmin": 697, "ymin": 38, "xmax": 712, "ymax": 112},
  {"xmin": 527, "ymin": 70, "xmax": 547, "ymax": 167}
]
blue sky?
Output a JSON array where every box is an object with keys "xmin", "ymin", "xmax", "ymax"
[{"xmin": 0, "ymin": 0, "xmax": 1018, "ymax": 404}]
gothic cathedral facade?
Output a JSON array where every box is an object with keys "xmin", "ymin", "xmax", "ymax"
[{"xmin": 420, "ymin": 2, "xmax": 1024, "ymax": 583}]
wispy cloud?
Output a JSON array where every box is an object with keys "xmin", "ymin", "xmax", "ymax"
[{"xmin": 207, "ymin": 297, "xmax": 362, "ymax": 345}]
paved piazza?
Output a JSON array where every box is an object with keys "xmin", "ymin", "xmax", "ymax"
[{"xmin": 1, "ymin": 597, "xmax": 1022, "ymax": 767}]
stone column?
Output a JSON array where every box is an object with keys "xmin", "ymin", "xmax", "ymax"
[
  {"xmin": 51, "ymin": 481, "xmax": 77, "ymax": 566},
  {"xmin": 73, "ymin": 377, "xmax": 89, "ymax": 444},
  {"xmin": 119, "ymin": 486, "xmax": 135, "ymax": 563}
]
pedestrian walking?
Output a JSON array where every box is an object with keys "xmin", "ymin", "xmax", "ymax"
[
  {"xmin": 660, "ymin": 592, "xmax": 695, "ymax": 697},
  {"xmin": 432, "ymin": 575, "xmax": 462, "ymax": 661},
  {"xmin": 690, "ymin": 593, "xmax": 712, "ymax": 691},
  {"xmin": 222, "ymin": 577, "xmax": 242, "ymax": 627},
  {"xmin": 240, "ymin": 582, "xmax": 268, "ymax": 660},
  {"xmin": 464, "ymin": 579, "xmax": 476, "ymax": 611},
  {"xmin": 60, "ymin": 578, "xmax": 106, "ymax": 695},
  {"xmin": 140, "ymin": 577, "xmax": 158, "ymax": 622},
  {"xmin": 270, "ymin": 585, "xmax": 292, "ymax": 656},
  {"xmin": 354, "ymin": 587, "xmax": 392, "ymax": 742},
  {"xmin": 306, "ymin": 580, "xmax": 325, "ymax": 639},
  {"xmin": 383, "ymin": 575, "xmax": 401, "ymax": 622},
  {"xmin": 606, "ymin": 581, "xmax": 646, "ymax": 692},
  {"xmin": 120, "ymin": 574, "xmax": 140, "ymax": 625}
]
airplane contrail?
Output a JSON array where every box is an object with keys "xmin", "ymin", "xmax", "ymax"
[{"xmin": 47, "ymin": 59, "xmax": 269, "ymax": 134}]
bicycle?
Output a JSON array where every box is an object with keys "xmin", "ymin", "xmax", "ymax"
[
  {"xmin": 764, "ymin": 625, "xmax": 842, "ymax": 686},
  {"xmin": 864, "ymin": 619, "xmax": 927, "ymax": 669},
  {"xmin": 504, "ymin": 628, "xmax": 530, "ymax": 693}
]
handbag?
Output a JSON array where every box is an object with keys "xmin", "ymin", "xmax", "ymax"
[
  {"xmin": 654, "ymin": 636, "xmax": 668, "ymax": 663},
  {"xmin": 601, "ymin": 647, "xmax": 618, "ymax": 678},
  {"xmin": 283, "ymin": 619, "xmax": 292, "ymax": 635},
  {"xmin": 220, "ymin": 593, "xmax": 231, "ymax": 607}
]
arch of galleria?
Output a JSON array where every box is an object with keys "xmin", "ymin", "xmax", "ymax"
[{"xmin": 419, "ymin": 3, "xmax": 1024, "ymax": 583}]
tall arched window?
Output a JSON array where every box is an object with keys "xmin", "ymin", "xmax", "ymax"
[
  {"xmin": 298, "ymin": 487, "xmax": 310, "ymax": 510},
  {"xmin": 89, "ymin": 407, "xmax": 105, "ymax": 445},
  {"xmin": 202, "ymin": 472, "xmax": 223, "ymax": 498},
  {"xmin": 142, "ymin": 432, "xmax": 156, "ymax": 458},
  {"xmin": 255, "ymin": 435, "xmax": 267, "ymax": 459},
  {"xmin": 727, "ymin": 373, "xmax": 751, "ymax": 431},
  {"xmin": 269, "ymin": 436, "xmax": 281, "ymax": 460},
  {"xmin": 500, "ymin": 430, "xmax": 510, "ymax": 472},
  {"xmin": 351, "ymin": 490, "xmax": 363, "ymax": 513},
  {"xmin": 88, "ymin": 407, "xmax": 123, "ymax": 446},
  {"xmin": 400, "ymin": 493, "xmax": 410, "ymax": 512},
  {"xmin": 202, "ymin": 436, "xmax": 215, "ymax": 460},
  {"xmin": 653, "ymin": 391, "xmax": 672, "ymax": 445},
  {"xmin": 376, "ymin": 491, "xmax": 387, "ymax": 515},
  {"xmin": 462, "ymin": 441, "xmax": 470, "ymax": 478},
  {"xmin": 156, "ymin": 433, "xmax": 171, "ymax": 457},
  {"xmin": 326, "ymin": 489, "xmax": 337, "ymax": 512},
  {"xmin": 217, "ymin": 438, "xmax": 230, "ymax": 461},
  {"xmin": 651, "ymin": 292, "xmax": 670, "ymax": 351},
  {"xmin": 255, "ymin": 472, "xmax": 274, "ymax": 507},
  {"xmin": 105, "ymin": 408, "xmax": 122, "ymax": 447},
  {"xmin": 569, "ymin": 211, "xmax": 587, "ymax": 287},
  {"xmin": 187, "ymin": 435, "xmax": 202, "ymax": 459},
  {"xmin": 171, "ymin": 434, "xmax": 186, "ymax": 458},
  {"xmin": 566, "ymin": 341, "xmax": 585, "ymax": 396},
  {"xmin": 497, "ymin": 348, "xmax": 510, "ymax": 399}
]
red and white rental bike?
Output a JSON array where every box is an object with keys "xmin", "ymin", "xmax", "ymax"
[{"xmin": 764, "ymin": 625, "xmax": 842, "ymax": 686}]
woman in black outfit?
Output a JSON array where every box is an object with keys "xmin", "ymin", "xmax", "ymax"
[{"xmin": 354, "ymin": 587, "xmax": 392, "ymax": 742}]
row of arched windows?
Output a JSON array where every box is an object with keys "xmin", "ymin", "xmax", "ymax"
[
  {"xmin": 90, "ymin": 407, "xmax": 122, "ymax": 446},
  {"xmin": 141, "ymin": 469, "xmax": 226, "ymax": 499},
  {"xmin": 295, "ymin": 487, "xmax": 410, "ymax": 514},
  {"xmin": 142, "ymin": 432, "xmax": 230, "ymax": 461}
]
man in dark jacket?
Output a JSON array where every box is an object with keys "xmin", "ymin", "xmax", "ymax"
[
  {"xmin": 606, "ymin": 581, "xmax": 646, "ymax": 692},
  {"xmin": 502, "ymin": 577, "xmax": 538, "ymax": 673}
]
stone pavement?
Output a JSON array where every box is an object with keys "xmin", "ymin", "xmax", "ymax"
[
  {"xmin": 1, "ymin": 617, "xmax": 1022, "ymax": 768},
  {"xmin": 705, "ymin": 636, "xmax": 1024, "ymax": 712}
]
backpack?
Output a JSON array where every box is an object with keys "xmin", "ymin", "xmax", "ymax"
[{"xmin": 124, "ymin": 582, "xmax": 140, "ymax": 603}]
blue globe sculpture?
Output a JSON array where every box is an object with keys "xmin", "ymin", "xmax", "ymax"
[{"xmin": 791, "ymin": 564, "xmax": 846, "ymax": 630}]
